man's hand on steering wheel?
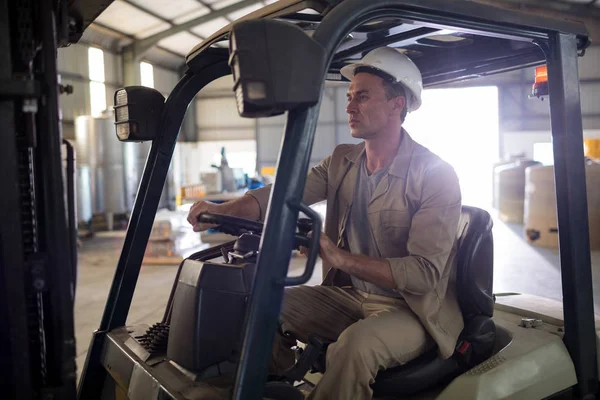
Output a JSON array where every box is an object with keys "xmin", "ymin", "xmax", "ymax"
[
  {"xmin": 190, "ymin": 206, "xmax": 313, "ymax": 250},
  {"xmin": 187, "ymin": 201, "xmax": 219, "ymax": 232}
]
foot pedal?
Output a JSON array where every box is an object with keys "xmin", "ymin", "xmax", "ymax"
[
  {"xmin": 136, "ymin": 322, "xmax": 170, "ymax": 355},
  {"xmin": 282, "ymin": 334, "xmax": 331, "ymax": 382}
]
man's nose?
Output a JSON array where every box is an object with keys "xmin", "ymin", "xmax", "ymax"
[{"xmin": 346, "ymin": 99, "xmax": 358, "ymax": 114}]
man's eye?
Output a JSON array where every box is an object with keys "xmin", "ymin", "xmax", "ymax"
[{"xmin": 360, "ymin": 96, "xmax": 368, "ymax": 101}]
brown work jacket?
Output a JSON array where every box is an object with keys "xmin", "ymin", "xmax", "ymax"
[{"xmin": 247, "ymin": 130, "xmax": 464, "ymax": 359}]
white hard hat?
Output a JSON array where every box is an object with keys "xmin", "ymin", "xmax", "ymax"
[{"xmin": 340, "ymin": 47, "xmax": 423, "ymax": 112}]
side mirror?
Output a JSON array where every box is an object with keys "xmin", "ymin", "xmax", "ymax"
[
  {"xmin": 229, "ymin": 19, "xmax": 326, "ymax": 118},
  {"xmin": 113, "ymin": 86, "xmax": 165, "ymax": 142}
]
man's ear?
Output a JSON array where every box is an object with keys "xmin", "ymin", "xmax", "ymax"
[{"xmin": 393, "ymin": 96, "xmax": 406, "ymax": 114}]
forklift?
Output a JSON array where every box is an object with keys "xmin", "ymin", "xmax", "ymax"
[
  {"xmin": 77, "ymin": 1, "xmax": 598, "ymax": 398},
  {"xmin": 1, "ymin": 0, "xmax": 597, "ymax": 399}
]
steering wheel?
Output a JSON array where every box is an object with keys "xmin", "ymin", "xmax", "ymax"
[
  {"xmin": 197, "ymin": 212, "xmax": 311, "ymax": 248},
  {"xmin": 198, "ymin": 204, "xmax": 321, "ymax": 287}
]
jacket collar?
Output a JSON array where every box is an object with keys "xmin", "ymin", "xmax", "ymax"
[{"xmin": 344, "ymin": 128, "xmax": 415, "ymax": 179}]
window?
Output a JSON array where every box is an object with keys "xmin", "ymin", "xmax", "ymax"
[
  {"xmin": 140, "ymin": 61, "xmax": 154, "ymax": 88},
  {"xmin": 89, "ymin": 81, "xmax": 107, "ymax": 118},
  {"xmin": 88, "ymin": 47, "xmax": 106, "ymax": 117}
]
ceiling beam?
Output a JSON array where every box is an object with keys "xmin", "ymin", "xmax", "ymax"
[
  {"xmin": 91, "ymin": 21, "xmax": 185, "ymax": 60},
  {"xmin": 119, "ymin": 0, "xmax": 205, "ymax": 42},
  {"xmin": 90, "ymin": 21, "xmax": 185, "ymax": 69},
  {"xmin": 127, "ymin": 0, "xmax": 264, "ymax": 57},
  {"xmin": 195, "ymin": 0, "xmax": 235, "ymax": 23}
]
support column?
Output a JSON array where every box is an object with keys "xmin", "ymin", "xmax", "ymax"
[
  {"xmin": 547, "ymin": 32, "xmax": 598, "ymax": 399},
  {"xmin": 122, "ymin": 47, "xmax": 141, "ymax": 86}
]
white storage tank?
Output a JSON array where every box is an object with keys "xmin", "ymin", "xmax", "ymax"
[
  {"xmin": 495, "ymin": 159, "xmax": 540, "ymax": 223},
  {"xmin": 123, "ymin": 141, "xmax": 170, "ymax": 212},
  {"xmin": 524, "ymin": 161, "xmax": 600, "ymax": 249},
  {"xmin": 75, "ymin": 115, "xmax": 126, "ymax": 222},
  {"xmin": 492, "ymin": 160, "xmax": 515, "ymax": 209},
  {"xmin": 492, "ymin": 155, "xmax": 527, "ymax": 210},
  {"xmin": 75, "ymin": 115, "xmax": 171, "ymax": 226},
  {"xmin": 123, "ymin": 141, "xmax": 151, "ymax": 212}
]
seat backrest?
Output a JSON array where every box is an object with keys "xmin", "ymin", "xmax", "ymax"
[{"xmin": 455, "ymin": 206, "xmax": 494, "ymax": 319}]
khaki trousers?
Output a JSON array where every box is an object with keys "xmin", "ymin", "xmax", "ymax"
[{"xmin": 271, "ymin": 286, "xmax": 433, "ymax": 400}]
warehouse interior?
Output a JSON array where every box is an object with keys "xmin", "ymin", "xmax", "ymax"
[
  {"xmin": 55, "ymin": 0, "xmax": 600, "ymax": 382},
  {"xmin": 4, "ymin": 0, "xmax": 600, "ymax": 398}
]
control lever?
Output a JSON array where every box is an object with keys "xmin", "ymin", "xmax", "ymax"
[
  {"xmin": 285, "ymin": 201, "xmax": 322, "ymax": 286},
  {"xmin": 221, "ymin": 247, "xmax": 230, "ymax": 264}
]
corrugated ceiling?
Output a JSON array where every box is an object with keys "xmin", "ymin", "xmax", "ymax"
[
  {"xmin": 82, "ymin": 0, "xmax": 273, "ymax": 69},
  {"xmin": 81, "ymin": 0, "xmax": 598, "ymax": 72}
]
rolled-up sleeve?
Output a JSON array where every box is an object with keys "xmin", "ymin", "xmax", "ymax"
[
  {"xmin": 244, "ymin": 186, "xmax": 271, "ymax": 221},
  {"xmin": 245, "ymin": 156, "xmax": 331, "ymax": 221},
  {"xmin": 388, "ymin": 162, "xmax": 462, "ymax": 295}
]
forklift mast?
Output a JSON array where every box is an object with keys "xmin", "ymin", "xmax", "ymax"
[{"xmin": 0, "ymin": 0, "xmax": 81, "ymax": 398}]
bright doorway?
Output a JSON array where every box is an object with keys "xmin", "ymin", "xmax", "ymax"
[{"xmin": 403, "ymin": 86, "xmax": 499, "ymax": 210}]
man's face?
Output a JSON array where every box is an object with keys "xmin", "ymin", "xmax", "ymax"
[{"xmin": 346, "ymin": 72, "xmax": 404, "ymax": 139}]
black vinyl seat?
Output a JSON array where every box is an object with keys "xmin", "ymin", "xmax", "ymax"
[{"xmin": 313, "ymin": 206, "xmax": 496, "ymax": 397}]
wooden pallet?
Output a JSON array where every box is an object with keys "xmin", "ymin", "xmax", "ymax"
[
  {"xmin": 142, "ymin": 242, "xmax": 213, "ymax": 266},
  {"xmin": 142, "ymin": 255, "xmax": 184, "ymax": 265}
]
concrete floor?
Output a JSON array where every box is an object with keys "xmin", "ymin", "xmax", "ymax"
[
  {"xmin": 75, "ymin": 232, "xmax": 177, "ymax": 379},
  {"xmin": 492, "ymin": 216, "xmax": 600, "ymax": 309},
  {"xmin": 73, "ymin": 216, "xmax": 600, "ymax": 380}
]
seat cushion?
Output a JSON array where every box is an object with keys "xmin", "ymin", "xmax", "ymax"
[
  {"xmin": 371, "ymin": 316, "xmax": 496, "ymax": 397},
  {"xmin": 371, "ymin": 348, "xmax": 460, "ymax": 396}
]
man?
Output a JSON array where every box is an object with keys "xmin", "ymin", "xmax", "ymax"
[{"xmin": 187, "ymin": 47, "xmax": 463, "ymax": 399}]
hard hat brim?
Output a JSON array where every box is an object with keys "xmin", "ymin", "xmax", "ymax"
[{"xmin": 340, "ymin": 62, "xmax": 370, "ymax": 82}]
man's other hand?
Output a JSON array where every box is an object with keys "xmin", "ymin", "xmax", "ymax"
[{"xmin": 300, "ymin": 231, "xmax": 346, "ymax": 270}]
